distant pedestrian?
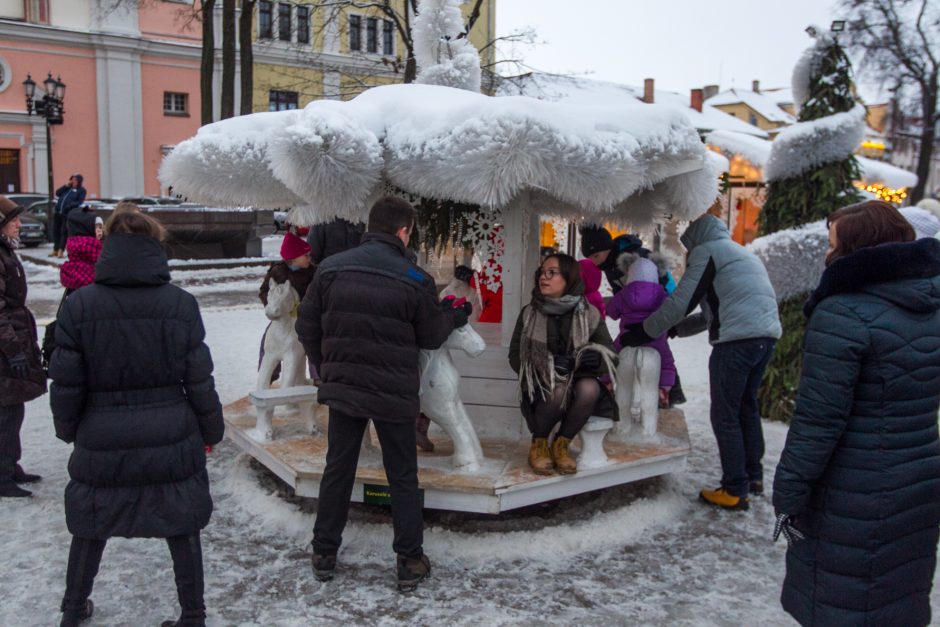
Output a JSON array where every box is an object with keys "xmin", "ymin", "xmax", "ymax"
[
  {"xmin": 773, "ymin": 201, "xmax": 940, "ymax": 627},
  {"xmin": 306, "ymin": 217, "xmax": 364, "ymax": 265},
  {"xmin": 50, "ymin": 210, "xmax": 223, "ymax": 627},
  {"xmin": 51, "ymin": 174, "xmax": 86, "ymax": 257},
  {"xmin": 0, "ymin": 196, "xmax": 46, "ymax": 498},
  {"xmin": 59, "ymin": 209, "xmax": 102, "ymax": 294},
  {"xmin": 296, "ymin": 197, "xmax": 467, "ymax": 592}
]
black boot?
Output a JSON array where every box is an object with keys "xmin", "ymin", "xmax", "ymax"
[
  {"xmin": 668, "ymin": 375, "xmax": 687, "ymax": 406},
  {"xmin": 14, "ymin": 464, "xmax": 41, "ymax": 483},
  {"xmin": 415, "ymin": 413, "xmax": 434, "ymax": 452},
  {"xmin": 0, "ymin": 483, "xmax": 31, "ymax": 497},
  {"xmin": 160, "ymin": 612, "xmax": 206, "ymax": 627},
  {"xmin": 312, "ymin": 553, "xmax": 337, "ymax": 582},
  {"xmin": 396, "ymin": 554, "xmax": 431, "ymax": 593},
  {"xmin": 59, "ymin": 599, "xmax": 93, "ymax": 627}
]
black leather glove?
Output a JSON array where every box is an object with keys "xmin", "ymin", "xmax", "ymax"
[
  {"xmin": 773, "ymin": 512, "xmax": 805, "ymax": 546},
  {"xmin": 578, "ymin": 350, "xmax": 601, "ymax": 371},
  {"xmin": 619, "ymin": 323, "xmax": 654, "ymax": 347},
  {"xmin": 454, "ymin": 265, "xmax": 474, "ymax": 284},
  {"xmin": 439, "ymin": 295, "xmax": 457, "ymax": 311},
  {"xmin": 450, "ymin": 301, "xmax": 472, "ymax": 328},
  {"xmin": 553, "ymin": 354, "xmax": 575, "ymax": 375},
  {"xmin": 667, "ymin": 326, "xmax": 679, "ymax": 339},
  {"xmin": 8, "ymin": 353, "xmax": 28, "ymax": 379}
]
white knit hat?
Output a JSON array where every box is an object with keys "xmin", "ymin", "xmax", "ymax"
[
  {"xmin": 899, "ymin": 206, "xmax": 940, "ymax": 240},
  {"xmin": 626, "ymin": 257, "xmax": 660, "ymax": 285},
  {"xmin": 917, "ymin": 198, "xmax": 940, "ymax": 219}
]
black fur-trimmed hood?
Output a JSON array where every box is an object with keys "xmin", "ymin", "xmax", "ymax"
[{"xmin": 804, "ymin": 238, "xmax": 940, "ymax": 317}]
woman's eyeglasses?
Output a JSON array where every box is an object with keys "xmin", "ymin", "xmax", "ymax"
[{"xmin": 539, "ymin": 268, "xmax": 561, "ymax": 279}]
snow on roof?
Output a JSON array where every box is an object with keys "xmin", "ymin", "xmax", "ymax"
[
  {"xmin": 160, "ymin": 83, "xmax": 718, "ymax": 226},
  {"xmin": 856, "ymin": 156, "xmax": 918, "ymax": 189},
  {"xmin": 497, "ymin": 73, "xmax": 768, "ymax": 138},
  {"xmin": 706, "ymin": 129, "xmax": 917, "ymax": 189},
  {"xmin": 705, "ymin": 88, "xmax": 797, "ymax": 125},
  {"xmin": 763, "ymin": 87, "xmax": 794, "ymax": 106},
  {"xmin": 705, "ymin": 130, "xmax": 773, "ymax": 168}
]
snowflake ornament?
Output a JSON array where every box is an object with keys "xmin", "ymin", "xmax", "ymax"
[{"xmin": 463, "ymin": 208, "xmax": 504, "ymax": 291}]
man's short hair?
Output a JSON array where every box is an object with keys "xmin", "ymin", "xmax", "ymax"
[{"xmin": 367, "ymin": 196, "xmax": 415, "ymax": 236}]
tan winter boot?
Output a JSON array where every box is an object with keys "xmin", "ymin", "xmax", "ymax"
[
  {"xmin": 415, "ymin": 413, "xmax": 434, "ymax": 452},
  {"xmin": 551, "ymin": 436, "xmax": 577, "ymax": 475},
  {"xmin": 528, "ymin": 438, "xmax": 554, "ymax": 475}
]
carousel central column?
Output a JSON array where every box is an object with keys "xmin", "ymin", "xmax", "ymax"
[{"xmin": 500, "ymin": 191, "xmax": 541, "ymax": 347}]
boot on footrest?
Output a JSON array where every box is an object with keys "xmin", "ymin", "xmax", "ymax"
[
  {"xmin": 528, "ymin": 438, "xmax": 553, "ymax": 475},
  {"xmin": 551, "ymin": 436, "xmax": 577, "ymax": 475}
]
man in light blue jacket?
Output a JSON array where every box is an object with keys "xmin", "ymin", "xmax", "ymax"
[{"xmin": 621, "ymin": 213, "xmax": 781, "ymax": 511}]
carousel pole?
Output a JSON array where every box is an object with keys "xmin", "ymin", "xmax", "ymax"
[{"xmin": 500, "ymin": 190, "xmax": 540, "ymax": 347}]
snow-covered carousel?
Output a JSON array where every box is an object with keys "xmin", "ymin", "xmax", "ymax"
[{"xmin": 159, "ymin": 2, "xmax": 719, "ymax": 514}]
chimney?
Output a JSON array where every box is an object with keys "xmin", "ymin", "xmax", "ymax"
[
  {"xmin": 643, "ymin": 78, "xmax": 654, "ymax": 104},
  {"xmin": 690, "ymin": 88, "xmax": 703, "ymax": 112},
  {"xmin": 752, "ymin": 79, "xmax": 761, "ymax": 93},
  {"xmin": 703, "ymin": 84, "xmax": 719, "ymax": 101}
]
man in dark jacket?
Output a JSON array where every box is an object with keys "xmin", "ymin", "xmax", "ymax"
[
  {"xmin": 51, "ymin": 173, "xmax": 87, "ymax": 257},
  {"xmin": 296, "ymin": 196, "xmax": 467, "ymax": 592},
  {"xmin": 0, "ymin": 196, "xmax": 46, "ymax": 497},
  {"xmin": 306, "ymin": 217, "xmax": 364, "ymax": 265}
]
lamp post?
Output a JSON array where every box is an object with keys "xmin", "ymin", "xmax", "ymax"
[{"xmin": 23, "ymin": 72, "xmax": 66, "ymax": 241}]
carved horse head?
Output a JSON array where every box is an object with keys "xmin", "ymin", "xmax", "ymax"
[
  {"xmin": 264, "ymin": 281, "xmax": 299, "ymax": 321},
  {"xmin": 441, "ymin": 323, "xmax": 486, "ymax": 357}
]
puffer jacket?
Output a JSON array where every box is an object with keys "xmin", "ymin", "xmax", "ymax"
[
  {"xmin": 643, "ymin": 214, "xmax": 781, "ymax": 344},
  {"xmin": 773, "ymin": 238, "xmax": 940, "ymax": 627},
  {"xmin": 607, "ymin": 281, "xmax": 676, "ymax": 389},
  {"xmin": 60, "ymin": 235, "xmax": 101, "ymax": 291},
  {"xmin": 0, "ymin": 236, "xmax": 46, "ymax": 404},
  {"xmin": 50, "ymin": 233, "xmax": 224, "ymax": 539},
  {"xmin": 296, "ymin": 232, "xmax": 456, "ymax": 423},
  {"xmin": 306, "ymin": 218, "xmax": 364, "ymax": 265}
]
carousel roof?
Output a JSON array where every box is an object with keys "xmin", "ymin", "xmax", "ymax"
[{"xmin": 159, "ymin": 84, "xmax": 718, "ymax": 226}]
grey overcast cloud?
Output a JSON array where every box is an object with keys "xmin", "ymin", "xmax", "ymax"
[{"xmin": 495, "ymin": 0, "xmax": 883, "ymax": 101}]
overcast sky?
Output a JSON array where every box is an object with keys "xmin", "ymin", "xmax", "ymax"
[{"xmin": 494, "ymin": 0, "xmax": 884, "ymax": 101}]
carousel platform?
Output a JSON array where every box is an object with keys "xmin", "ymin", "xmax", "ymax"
[{"xmin": 222, "ymin": 396, "xmax": 691, "ymax": 514}]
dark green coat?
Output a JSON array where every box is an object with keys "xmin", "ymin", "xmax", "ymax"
[
  {"xmin": 508, "ymin": 300, "xmax": 615, "ymax": 421},
  {"xmin": 773, "ymin": 238, "xmax": 940, "ymax": 627}
]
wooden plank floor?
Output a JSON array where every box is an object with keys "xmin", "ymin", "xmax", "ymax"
[{"xmin": 223, "ymin": 396, "xmax": 691, "ymax": 512}]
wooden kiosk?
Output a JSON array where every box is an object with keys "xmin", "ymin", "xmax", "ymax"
[{"xmin": 161, "ymin": 84, "xmax": 719, "ymax": 513}]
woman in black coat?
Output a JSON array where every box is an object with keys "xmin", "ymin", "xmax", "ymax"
[
  {"xmin": 508, "ymin": 253, "xmax": 615, "ymax": 476},
  {"xmin": 50, "ymin": 211, "xmax": 224, "ymax": 627},
  {"xmin": 773, "ymin": 201, "xmax": 940, "ymax": 626},
  {"xmin": 0, "ymin": 197, "xmax": 46, "ymax": 498}
]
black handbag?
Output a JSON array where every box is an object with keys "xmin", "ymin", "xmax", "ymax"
[{"xmin": 41, "ymin": 290, "xmax": 68, "ymax": 376}]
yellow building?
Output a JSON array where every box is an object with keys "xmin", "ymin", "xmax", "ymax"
[
  {"xmin": 249, "ymin": 0, "xmax": 496, "ymax": 112},
  {"xmin": 705, "ymin": 85, "xmax": 796, "ymax": 135}
]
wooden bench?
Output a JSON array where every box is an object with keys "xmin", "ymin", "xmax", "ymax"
[{"xmin": 248, "ymin": 385, "xmax": 319, "ymax": 441}]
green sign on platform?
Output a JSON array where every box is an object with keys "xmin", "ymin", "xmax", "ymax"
[{"xmin": 363, "ymin": 484, "xmax": 424, "ymax": 507}]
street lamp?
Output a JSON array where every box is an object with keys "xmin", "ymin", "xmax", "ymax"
[{"xmin": 23, "ymin": 71, "xmax": 66, "ymax": 241}]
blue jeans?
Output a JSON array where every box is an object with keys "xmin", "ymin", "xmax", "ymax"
[{"xmin": 708, "ymin": 338, "xmax": 776, "ymax": 497}]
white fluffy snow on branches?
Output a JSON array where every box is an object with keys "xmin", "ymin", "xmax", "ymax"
[
  {"xmin": 791, "ymin": 25, "xmax": 835, "ymax": 112},
  {"xmin": 748, "ymin": 220, "xmax": 828, "ymax": 301},
  {"xmin": 413, "ymin": 0, "xmax": 481, "ymax": 93},
  {"xmin": 764, "ymin": 104, "xmax": 866, "ymax": 182},
  {"xmin": 161, "ymin": 84, "xmax": 716, "ymax": 225}
]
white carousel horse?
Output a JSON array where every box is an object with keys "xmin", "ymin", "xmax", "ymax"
[
  {"xmin": 419, "ymin": 323, "xmax": 487, "ymax": 472},
  {"xmin": 253, "ymin": 281, "xmax": 313, "ymax": 440},
  {"xmin": 613, "ymin": 346, "xmax": 662, "ymax": 440}
]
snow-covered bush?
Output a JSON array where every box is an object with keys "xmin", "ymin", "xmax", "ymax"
[{"xmin": 413, "ymin": 0, "xmax": 482, "ymax": 93}]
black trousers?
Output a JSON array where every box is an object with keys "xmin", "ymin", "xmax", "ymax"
[
  {"xmin": 61, "ymin": 533, "xmax": 206, "ymax": 622},
  {"xmin": 0, "ymin": 403, "xmax": 25, "ymax": 487},
  {"xmin": 313, "ymin": 409, "xmax": 423, "ymax": 559},
  {"xmin": 52, "ymin": 213, "xmax": 67, "ymax": 250}
]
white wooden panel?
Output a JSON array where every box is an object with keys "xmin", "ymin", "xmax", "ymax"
[{"xmin": 459, "ymin": 377, "xmax": 518, "ymax": 407}]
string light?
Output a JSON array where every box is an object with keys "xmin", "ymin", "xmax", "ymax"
[{"xmin": 855, "ymin": 182, "xmax": 908, "ymax": 204}]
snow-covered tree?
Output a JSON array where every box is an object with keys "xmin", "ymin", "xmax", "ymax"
[
  {"xmin": 756, "ymin": 26, "xmax": 866, "ymax": 421},
  {"xmin": 413, "ymin": 0, "xmax": 482, "ymax": 92}
]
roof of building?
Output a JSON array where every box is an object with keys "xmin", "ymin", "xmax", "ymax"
[
  {"xmin": 497, "ymin": 73, "xmax": 769, "ymax": 138},
  {"xmin": 705, "ymin": 88, "xmax": 797, "ymax": 125}
]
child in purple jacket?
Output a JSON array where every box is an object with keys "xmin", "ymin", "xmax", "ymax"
[{"xmin": 607, "ymin": 255, "xmax": 676, "ymax": 406}]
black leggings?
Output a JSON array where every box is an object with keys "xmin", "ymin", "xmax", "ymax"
[
  {"xmin": 529, "ymin": 378, "xmax": 602, "ymax": 440},
  {"xmin": 61, "ymin": 532, "xmax": 206, "ymax": 623}
]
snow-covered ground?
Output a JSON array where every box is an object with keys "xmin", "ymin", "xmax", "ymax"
[{"xmin": 4, "ymin": 263, "xmax": 939, "ymax": 626}]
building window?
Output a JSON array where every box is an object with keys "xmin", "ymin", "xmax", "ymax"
[
  {"xmin": 349, "ymin": 14, "xmax": 361, "ymax": 51},
  {"xmin": 163, "ymin": 92, "xmax": 188, "ymax": 116},
  {"xmin": 278, "ymin": 2, "xmax": 291, "ymax": 41},
  {"xmin": 258, "ymin": 1, "xmax": 273, "ymax": 39},
  {"xmin": 382, "ymin": 20, "xmax": 394, "ymax": 55},
  {"xmin": 748, "ymin": 113, "xmax": 758, "ymax": 126},
  {"xmin": 269, "ymin": 89, "xmax": 298, "ymax": 111},
  {"xmin": 297, "ymin": 5, "xmax": 310, "ymax": 44},
  {"xmin": 366, "ymin": 17, "xmax": 378, "ymax": 53}
]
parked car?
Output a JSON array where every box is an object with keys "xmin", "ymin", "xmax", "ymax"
[
  {"xmin": 274, "ymin": 211, "xmax": 289, "ymax": 232},
  {"xmin": 18, "ymin": 212, "xmax": 47, "ymax": 247},
  {"xmin": 5, "ymin": 192, "xmax": 48, "ymax": 207}
]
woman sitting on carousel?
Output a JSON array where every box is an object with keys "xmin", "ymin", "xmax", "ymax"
[{"xmin": 509, "ymin": 253, "xmax": 617, "ymax": 476}]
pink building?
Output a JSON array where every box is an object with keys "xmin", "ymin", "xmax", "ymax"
[{"xmin": 0, "ymin": 1, "xmax": 204, "ymax": 198}]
